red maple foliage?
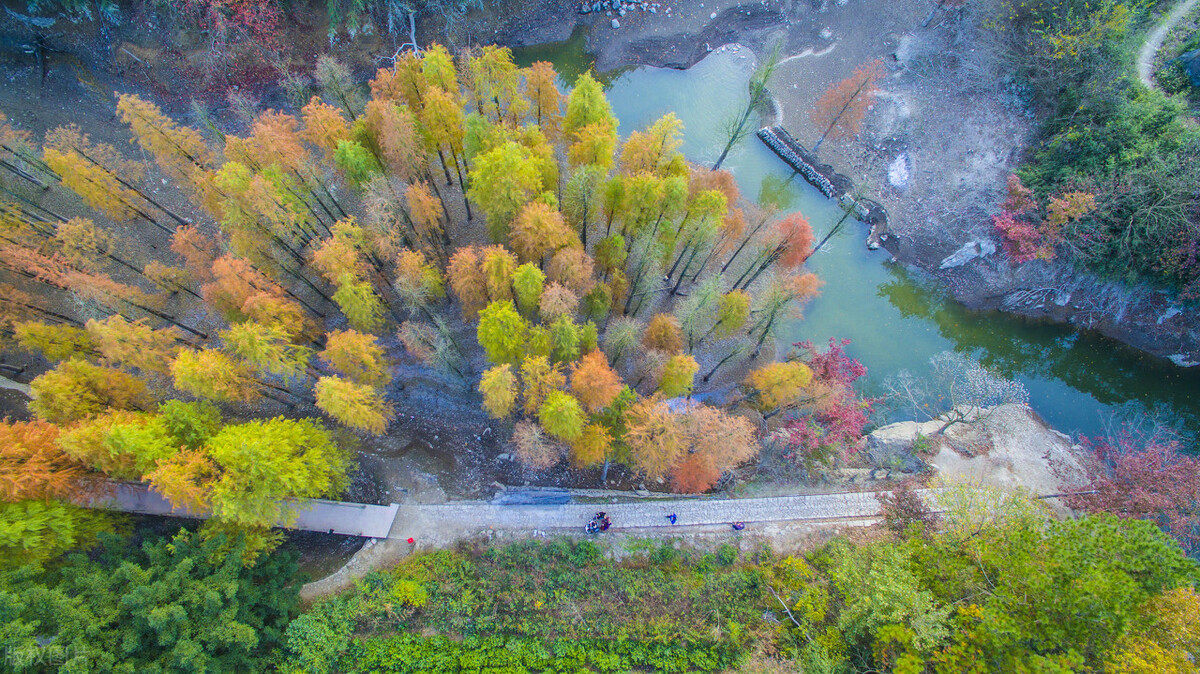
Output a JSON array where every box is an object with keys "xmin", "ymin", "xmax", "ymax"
[
  {"xmin": 176, "ymin": 0, "xmax": 283, "ymax": 47},
  {"xmin": 779, "ymin": 338, "xmax": 876, "ymax": 463},
  {"xmin": 1065, "ymin": 431, "xmax": 1200, "ymax": 554}
]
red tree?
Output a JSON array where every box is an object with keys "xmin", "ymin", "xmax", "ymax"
[
  {"xmin": 780, "ymin": 339, "xmax": 875, "ymax": 463},
  {"xmin": 1066, "ymin": 431, "xmax": 1200, "ymax": 554}
]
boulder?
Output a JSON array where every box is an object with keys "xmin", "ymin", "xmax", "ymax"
[
  {"xmin": 1177, "ymin": 49, "xmax": 1200, "ymax": 87},
  {"xmin": 611, "ymin": 17, "xmax": 620, "ymax": 28},
  {"xmin": 939, "ymin": 238, "xmax": 997, "ymax": 269}
]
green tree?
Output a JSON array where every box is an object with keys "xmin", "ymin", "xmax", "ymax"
[
  {"xmin": 658, "ymin": 354, "xmax": 699, "ymax": 398},
  {"xmin": 512, "ymin": 263, "xmax": 546, "ymax": 317},
  {"xmin": 158, "ymin": 399, "xmax": 222, "ymax": 450},
  {"xmin": 538, "ymin": 390, "xmax": 585, "ymax": 442},
  {"xmin": 0, "ymin": 500, "xmax": 113, "ymax": 567},
  {"xmin": 333, "ymin": 273, "xmax": 386, "ymax": 333},
  {"xmin": 467, "ymin": 141, "xmax": 542, "ymax": 240},
  {"xmin": 207, "ymin": 418, "xmax": 352, "ymax": 528},
  {"xmin": 477, "ymin": 301, "xmax": 528, "ymax": 365},
  {"xmin": 3, "ymin": 528, "xmax": 299, "ymax": 672}
]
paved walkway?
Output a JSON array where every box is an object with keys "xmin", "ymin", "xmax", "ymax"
[
  {"xmin": 386, "ymin": 490, "xmax": 885, "ymax": 541},
  {"xmin": 1136, "ymin": 0, "xmax": 1199, "ymax": 89},
  {"xmin": 88, "ymin": 482, "xmax": 400, "ymax": 538},
  {"xmin": 87, "ymin": 481, "xmax": 889, "ymax": 540}
]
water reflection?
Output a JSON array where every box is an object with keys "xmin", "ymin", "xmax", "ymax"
[{"xmin": 877, "ymin": 264, "xmax": 1200, "ymax": 436}]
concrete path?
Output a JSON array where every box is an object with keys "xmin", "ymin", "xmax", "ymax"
[
  {"xmin": 89, "ymin": 482, "xmax": 400, "ymax": 538},
  {"xmin": 386, "ymin": 490, "xmax": 885, "ymax": 542},
  {"xmin": 87, "ymin": 481, "xmax": 888, "ymax": 541},
  {"xmin": 1137, "ymin": 0, "xmax": 1200, "ymax": 89}
]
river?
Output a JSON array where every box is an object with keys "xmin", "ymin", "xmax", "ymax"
[{"xmin": 516, "ymin": 36, "xmax": 1200, "ymax": 440}]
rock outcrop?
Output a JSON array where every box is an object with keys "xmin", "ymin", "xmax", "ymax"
[{"xmin": 867, "ymin": 405, "xmax": 1089, "ymax": 511}]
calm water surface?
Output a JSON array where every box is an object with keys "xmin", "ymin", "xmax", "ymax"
[{"xmin": 515, "ymin": 39, "xmax": 1200, "ymax": 439}]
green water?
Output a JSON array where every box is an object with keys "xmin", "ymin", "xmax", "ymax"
[{"xmin": 514, "ymin": 39, "xmax": 1200, "ymax": 439}]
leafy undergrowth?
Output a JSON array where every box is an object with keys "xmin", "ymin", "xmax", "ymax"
[{"xmin": 282, "ymin": 539, "xmax": 767, "ymax": 673}]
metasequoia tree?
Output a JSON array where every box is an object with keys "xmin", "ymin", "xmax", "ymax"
[
  {"xmin": 116, "ymin": 94, "xmax": 216, "ymax": 203},
  {"xmin": 745, "ymin": 361, "xmax": 814, "ymax": 414},
  {"xmin": 643, "ymin": 313, "xmax": 685, "ymax": 354},
  {"xmin": 0, "ymin": 420, "xmax": 85, "ymax": 501},
  {"xmin": 222, "ymin": 322, "xmax": 312, "ymax": 381},
  {"xmin": 171, "ymin": 349, "xmax": 259, "ymax": 403},
  {"xmin": 14, "ymin": 321, "xmax": 97, "ymax": 362},
  {"xmin": 624, "ymin": 397, "xmax": 685, "ymax": 480},
  {"xmin": 84, "ymin": 315, "xmax": 181, "ymax": 375},
  {"xmin": 467, "ymin": 141, "xmax": 543, "ymax": 240},
  {"xmin": 479, "ymin": 364, "xmax": 518, "ymax": 418},
  {"xmin": 810, "ymin": 59, "xmax": 885, "ymax": 153},
  {"xmin": 146, "ymin": 449, "xmax": 218, "ymax": 513},
  {"xmin": 512, "ymin": 419, "xmax": 562, "ymax": 469},
  {"xmin": 657, "ymin": 354, "xmax": 699, "ymax": 398},
  {"xmin": 520, "ymin": 355, "xmax": 566, "ymax": 415},
  {"xmin": 320, "ymin": 329, "xmax": 391, "ymax": 388},
  {"xmin": 570, "ymin": 350, "xmax": 623, "ymax": 413},
  {"xmin": 712, "ymin": 45, "xmax": 781, "ymax": 170},
  {"xmin": 670, "ymin": 405, "xmax": 759, "ymax": 492},
  {"xmin": 314, "ymin": 376, "xmax": 391, "ymax": 435},
  {"xmin": 538, "ymin": 390, "xmax": 585, "ymax": 442},
  {"xmin": 28, "ymin": 359, "xmax": 149, "ymax": 424},
  {"xmin": 206, "ymin": 418, "xmax": 351, "ymax": 528}
]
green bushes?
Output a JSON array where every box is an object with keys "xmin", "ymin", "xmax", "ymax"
[
  {"xmin": 282, "ymin": 539, "xmax": 765, "ymax": 672},
  {"xmin": 284, "ymin": 511, "xmax": 1200, "ymax": 673},
  {"xmin": 346, "ymin": 634, "xmax": 739, "ymax": 673},
  {"xmin": 993, "ymin": 0, "xmax": 1200, "ymax": 297}
]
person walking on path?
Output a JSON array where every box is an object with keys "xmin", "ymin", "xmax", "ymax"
[
  {"xmin": 667, "ymin": 513, "xmax": 677, "ymax": 525},
  {"xmin": 732, "ymin": 522, "xmax": 745, "ymax": 531}
]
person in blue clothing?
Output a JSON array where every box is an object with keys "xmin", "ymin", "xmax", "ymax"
[
  {"xmin": 667, "ymin": 513, "xmax": 677, "ymax": 525},
  {"xmin": 731, "ymin": 521, "xmax": 745, "ymax": 531}
]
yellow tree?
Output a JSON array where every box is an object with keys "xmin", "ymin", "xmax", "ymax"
[
  {"xmin": 510, "ymin": 201, "xmax": 575, "ymax": 264},
  {"xmin": 624, "ymin": 397, "xmax": 686, "ymax": 480},
  {"xmin": 301, "ymin": 96, "xmax": 353, "ymax": 159},
  {"xmin": 657, "ymin": 354, "xmax": 699, "ymax": 398},
  {"xmin": 85, "ymin": 316, "xmax": 180, "ymax": 375},
  {"xmin": 643, "ymin": 314, "xmax": 685, "ymax": 354},
  {"xmin": 28, "ymin": 359, "xmax": 149, "ymax": 424},
  {"xmin": 320, "ymin": 329, "xmax": 392, "ymax": 387},
  {"xmin": 523, "ymin": 61, "xmax": 565, "ymax": 136},
  {"xmin": 315, "ymin": 376, "xmax": 391, "ymax": 435},
  {"xmin": 171, "ymin": 349, "xmax": 259, "ymax": 403},
  {"xmin": 116, "ymin": 94, "xmax": 216, "ymax": 206},
  {"xmin": 14, "ymin": 321, "xmax": 97, "ymax": 362},
  {"xmin": 447, "ymin": 246, "xmax": 489, "ymax": 318},
  {"xmin": 744, "ymin": 361, "xmax": 814, "ymax": 413},
  {"xmin": 146, "ymin": 450, "xmax": 218, "ymax": 513},
  {"xmin": 479, "ymin": 364, "xmax": 518, "ymax": 419},
  {"xmin": 222, "ymin": 322, "xmax": 313, "ymax": 381},
  {"xmin": 520, "ymin": 355, "xmax": 565, "ymax": 415}
]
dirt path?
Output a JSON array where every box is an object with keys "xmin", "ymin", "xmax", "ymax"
[{"xmin": 1137, "ymin": 0, "xmax": 1200, "ymax": 89}]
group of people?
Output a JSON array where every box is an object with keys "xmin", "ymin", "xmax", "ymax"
[
  {"xmin": 584, "ymin": 511, "xmax": 612, "ymax": 534},
  {"xmin": 585, "ymin": 511, "xmax": 747, "ymax": 533}
]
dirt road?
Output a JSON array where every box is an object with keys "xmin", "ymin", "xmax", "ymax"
[{"xmin": 1136, "ymin": 0, "xmax": 1199, "ymax": 89}]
